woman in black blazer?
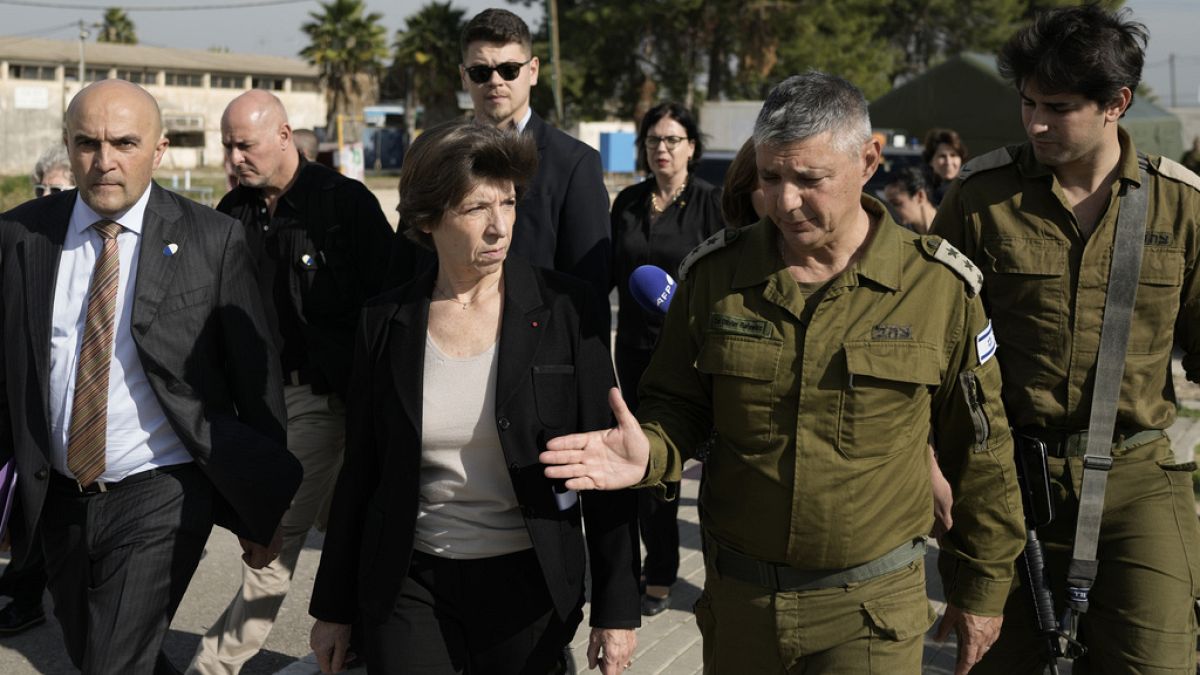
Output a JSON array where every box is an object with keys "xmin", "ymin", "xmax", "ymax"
[{"xmin": 308, "ymin": 120, "xmax": 640, "ymax": 674}]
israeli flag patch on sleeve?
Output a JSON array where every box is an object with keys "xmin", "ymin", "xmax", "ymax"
[{"xmin": 976, "ymin": 321, "xmax": 997, "ymax": 365}]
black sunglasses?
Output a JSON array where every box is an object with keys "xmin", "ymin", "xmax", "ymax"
[{"xmin": 464, "ymin": 59, "xmax": 532, "ymax": 84}]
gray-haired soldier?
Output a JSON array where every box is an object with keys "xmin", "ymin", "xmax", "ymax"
[{"xmin": 539, "ymin": 71, "xmax": 1024, "ymax": 674}]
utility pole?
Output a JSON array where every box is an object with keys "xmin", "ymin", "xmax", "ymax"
[
  {"xmin": 404, "ymin": 63, "xmax": 416, "ymax": 147},
  {"xmin": 78, "ymin": 20, "xmax": 89, "ymax": 85},
  {"xmin": 547, "ymin": 0, "xmax": 564, "ymax": 125},
  {"xmin": 1169, "ymin": 53, "xmax": 1177, "ymax": 108}
]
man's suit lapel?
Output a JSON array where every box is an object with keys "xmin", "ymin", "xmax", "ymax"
[
  {"xmin": 496, "ymin": 259, "xmax": 549, "ymax": 411},
  {"xmin": 131, "ymin": 184, "xmax": 188, "ymax": 335},
  {"xmin": 390, "ymin": 268, "xmax": 434, "ymax": 442},
  {"xmin": 21, "ymin": 193, "xmax": 73, "ymax": 429}
]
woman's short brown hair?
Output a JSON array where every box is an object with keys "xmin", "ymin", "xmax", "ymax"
[
  {"xmin": 721, "ymin": 137, "xmax": 760, "ymax": 228},
  {"xmin": 921, "ymin": 128, "xmax": 968, "ymax": 166},
  {"xmin": 398, "ymin": 119, "xmax": 539, "ymax": 249}
]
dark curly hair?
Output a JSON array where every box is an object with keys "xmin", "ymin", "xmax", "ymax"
[{"xmin": 997, "ymin": 3, "xmax": 1147, "ymax": 115}]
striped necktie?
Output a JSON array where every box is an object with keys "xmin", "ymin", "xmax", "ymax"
[{"xmin": 66, "ymin": 219, "xmax": 123, "ymax": 487}]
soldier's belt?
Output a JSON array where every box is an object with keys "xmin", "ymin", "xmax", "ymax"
[
  {"xmin": 710, "ymin": 538, "xmax": 926, "ymax": 592},
  {"xmin": 1020, "ymin": 428, "xmax": 1164, "ymax": 459}
]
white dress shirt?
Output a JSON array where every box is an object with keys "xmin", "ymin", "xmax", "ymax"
[
  {"xmin": 515, "ymin": 106, "xmax": 533, "ymax": 134},
  {"xmin": 49, "ymin": 186, "xmax": 191, "ymax": 482}
]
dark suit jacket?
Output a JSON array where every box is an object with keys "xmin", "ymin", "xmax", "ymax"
[
  {"xmin": 310, "ymin": 258, "xmax": 640, "ymax": 629},
  {"xmin": 385, "ymin": 112, "xmax": 612, "ymax": 301},
  {"xmin": 0, "ymin": 184, "xmax": 301, "ymax": 547},
  {"xmin": 513, "ymin": 111, "xmax": 611, "ymax": 300}
]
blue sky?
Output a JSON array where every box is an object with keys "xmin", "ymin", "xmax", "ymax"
[
  {"xmin": 2, "ymin": 0, "xmax": 1197, "ymax": 107},
  {"xmin": 1, "ymin": 1, "xmax": 538, "ymax": 56}
]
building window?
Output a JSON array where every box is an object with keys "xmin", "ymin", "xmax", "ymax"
[
  {"xmin": 164, "ymin": 71, "xmax": 202, "ymax": 87},
  {"xmin": 86, "ymin": 67, "xmax": 109, "ymax": 82},
  {"xmin": 291, "ymin": 78, "xmax": 319, "ymax": 92},
  {"xmin": 252, "ymin": 76, "xmax": 284, "ymax": 91},
  {"xmin": 166, "ymin": 130, "xmax": 205, "ymax": 148},
  {"xmin": 10, "ymin": 63, "xmax": 56, "ymax": 81},
  {"xmin": 211, "ymin": 74, "xmax": 243, "ymax": 89},
  {"xmin": 117, "ymin": 69, "xmax": 149, "ymax": 84}
]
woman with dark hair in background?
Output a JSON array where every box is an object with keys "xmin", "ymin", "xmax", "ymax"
[
  {"xmin": 922, "ymin": 127, "xmax": 968, "ymax": 205},
  {"xmin": 309, "ymin": 120, "xmax": 639, "ymax": 674},
  {"xmin": 609, "ymin": 102, "xmax": 723, "ymax": 617},
  {"xmin": 720, "ymin": 137, "xmax": 766, "ymax": 228},
  {"xmin": 883, "ymin": 166, "xmax": 939, "ymax": 234}
]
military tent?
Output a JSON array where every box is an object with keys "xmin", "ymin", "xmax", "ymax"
[{"xmin": 869, "ymin": 52, "xmax": 1183, "ymax": 161}]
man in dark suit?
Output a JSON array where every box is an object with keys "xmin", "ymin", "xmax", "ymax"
[
  {"xmin": 388, "ymin": 8, "xmax": 611, "ymax": 300},
  {"xmin": 0, "ymin": 79, "xmax": 301, "ymax": 674}
]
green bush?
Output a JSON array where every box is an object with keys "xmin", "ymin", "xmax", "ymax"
[{"xmin": 0, "ymin": 175, "xmax": 34, "ymax": 213}]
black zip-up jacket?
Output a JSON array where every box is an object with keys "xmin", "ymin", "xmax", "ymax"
[{"xmin": 218, "ymin": 158, "xmax": 395, "ymax": 396}]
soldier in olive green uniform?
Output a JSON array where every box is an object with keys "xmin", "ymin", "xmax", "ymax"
[
  {"xmin": 932, "ymin": 6, "xmax": 1200, "ymax": 674},
  {"xmin": 542, "ymin": 72, "xmax": 1024, "ymax": 674}
]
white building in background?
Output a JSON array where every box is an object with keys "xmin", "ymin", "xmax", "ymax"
[{"xmin": 0, "ymin": 36, "xmax": 326, "ymax": 174}]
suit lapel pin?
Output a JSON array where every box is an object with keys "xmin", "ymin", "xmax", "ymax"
[
  {"xmin": 531, "ymin": 321, "xmax": 539, "ymax": 328},
  {"xmin": 163, "ymin": 242, "xmax": 179, "ymax": 257},
  {"xmin": 300, "ymin": 253, "xmax": 317, "ymax": 268}
]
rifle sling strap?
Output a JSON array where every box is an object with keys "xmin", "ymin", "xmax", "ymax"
[{"xmin": 1066, "ymin": 156, "xmax": 1150, "ymax": 613}]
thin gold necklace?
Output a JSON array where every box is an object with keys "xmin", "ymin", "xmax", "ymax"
[{"xmin": 434, "ymin": 277, "xmax": 500, "ymax": 310}]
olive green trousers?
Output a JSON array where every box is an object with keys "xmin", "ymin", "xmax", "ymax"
[
  {"xmin": 695, "ymin": 547, "xmax": 934, "ymax": 674},
  {"xmin": 971, "ymin": 436, "xmax": 1200, "ymax": 675}
]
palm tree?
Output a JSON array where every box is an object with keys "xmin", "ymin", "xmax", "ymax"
[
  {"xmin": 392, "ymin": 2, "xmax": 466, "ymax": 128},
  {"xmin": 301, "ymin": 0, "xmax": 389, "ymax": 134},
  {"xmin": 97, "ymin": 8, "xmax": 137, "ymax": 45}
]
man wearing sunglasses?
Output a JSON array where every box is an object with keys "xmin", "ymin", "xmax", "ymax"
[{"xmin": 388, "ymin": 8, "xmax": 611, "ymax": 303}]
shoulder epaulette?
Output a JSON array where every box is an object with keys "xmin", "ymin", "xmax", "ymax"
[
  {"xmin": 1152, "ymin": 156, "xmax": 1200, "ymax": 194},
  {"xmin": 956, "ymin": 147, "xmax": 1015, "ymax": 182},
  {"xmin": 678, "ymin": 227, "xmax": 740, "ymax": 281},
  {"xmin": 918, "ymin": 236, "xmax": 983, "ymax": 297}
]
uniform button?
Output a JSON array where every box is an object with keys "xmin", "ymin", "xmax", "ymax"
[
  {"xmin": 508, "ymin": 462, "xmax": 519, "ymax": 472},
  {"xmin": 498, "ymin": 417, "xmax": 511, "ymax": 430},
  {"xmin": 34, "ymin": 468, "xmax": 48, "ymax": 480}
]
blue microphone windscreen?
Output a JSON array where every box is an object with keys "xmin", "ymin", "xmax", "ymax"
[{"xmin": 629, "ymin": 265, "xmax": 676, "ymax": 314}]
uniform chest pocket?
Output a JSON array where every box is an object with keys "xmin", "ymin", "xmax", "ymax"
[
  {"xmin": 1129, "ymin": 246, "xmax": 1184, "ymax": 354},
  {"xmin": 982, "ymin": 236, "xmax": 1067, "ymax": 276},
  {"xmin": 838, "ymin": 341, "xmax": 941, "ymax": 459},
  {"xmin": 981, "ymin": 237, "xmax": 1067, "ymax": 352},
  {"xmin": 696, "ymin": 334, "xmax": 781, "ymax": 453},
  {"xmin": 532, "ymin": 364, "xmax": 577, "ymax": 429}
]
